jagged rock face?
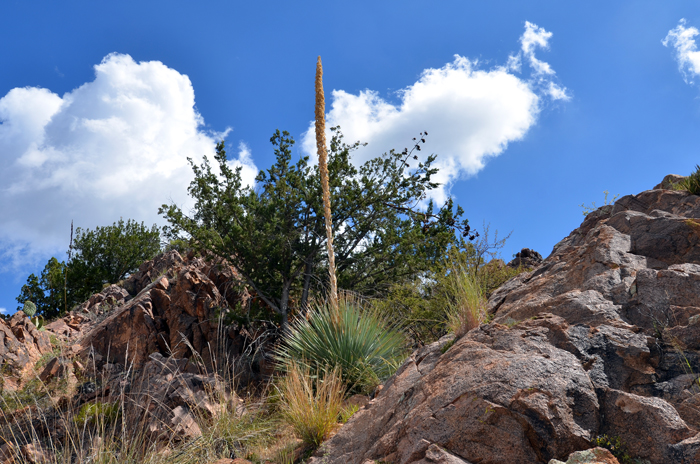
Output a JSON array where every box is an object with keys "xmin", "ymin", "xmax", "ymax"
[
  {"xmin": 0, "ymin": 312, "xmax": 52, "ymax": 390},
  {"xmin": 310, "ymin": 182, "xmax": 700, "ymax": 464},
  {"xmin": 64, "ymin": 250, "xmax": 246, "ymax": 370}
]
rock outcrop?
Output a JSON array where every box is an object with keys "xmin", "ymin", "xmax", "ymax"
[
  {"xmin": 60, "ymin": 250, "xmax": 248, "ymax": 371},
  {"xmin": 508, "ymin": 247, "xmax": 544, "ymax": 269},
  {"xmin": 310, "ymin": 179, "xmax": 700, "ymax": 464},
  {"xmin": 0, "ymin": 312, "xmax": 52, "ymax": 390},
  {"xmin": 103, "ymin": 352, "xmax": 245, "ymax": 442}
]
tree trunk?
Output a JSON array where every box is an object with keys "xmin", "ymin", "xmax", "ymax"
[
  {"xmin": 279, "ymin": 280, "xmax": 291, "ymax": 334},
  {"xmin": 300, "ymin": 259, "xmax": 313, "ymax": 316}
]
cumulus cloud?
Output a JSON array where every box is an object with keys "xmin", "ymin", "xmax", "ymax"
[
  {"xmin": 0, "ymin": 308, "xmax": 7, "ymax": 315},
  {"xmin": 301, "ymin": 22, "xmax": 568, "ymax": 203},
  {"xmin": 663, "ymin": 19, "xmax": 700, "ymax": 84},
  {"xmin": 228, "ymin": 142, "xmax": 259, "ymax": 188},
  {"xmin": 0, "ymin": 53, "xmax": 257, "ymax": 270}
]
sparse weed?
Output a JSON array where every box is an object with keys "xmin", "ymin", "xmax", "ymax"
[
  {"xmin": 579, "ymin": 190, "xmax": 620, "ymax": 216},
  {"xmin": 591, "ymin": 434, "xmax": 650, "ymax": 464},
  {"xmin": 339, "ymin": 403, "xmax": 359, "ymax": 424}
]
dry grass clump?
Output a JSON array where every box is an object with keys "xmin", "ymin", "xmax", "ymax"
[
  {"xmin": 276, "ymin": 362, "xmax": 345, "ymax": 449},
  {"xmin": 444, "ymin": 259, "xmax": 488, "ymax": 338},
  {"xmin": 0, "ymin": 352, "xmax": 275, "ymax": 463}
]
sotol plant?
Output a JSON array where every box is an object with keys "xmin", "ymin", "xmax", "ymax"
[
  {"xmin": 276, "ymin": 295, "xmax": 406, "ymax": 394},
  {"xmin": 674, "ymin": 165, "xmax": 700, "ymax": 195}
]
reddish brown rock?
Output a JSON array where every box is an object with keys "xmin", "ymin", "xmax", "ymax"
[
  {"xmin": 0, "ymin": 312, "xmax": 52, "ymax": 388},
  {"xmin": 310, "ymin": 318, "xmax": 599, "ymax": 464},
  {"xmin": 413, "ymin": 444, "xmax": 473, "ymax": 463},
  {"xmin": 38, "ymin": 357, "xmax": 64, "ymax": 382},
  {"xmin": 110, "ymin": 352, "xmax": 244, "ymax": 442},
  {"xmin": 310, "ymin": 180, "xmax": 700, "ymax": 464},
  {"xmin": 0, "ymin": 443, "xmax": 16, "ymax": 464},
  {"xmin": 653, "ymin": 174, "xmax": 686, "ymax": 190},
  {"xmin": 73, "ymin": 250, "xmax": 245, "ymax": 369},
  {"xmin": 667, "ymin": 432, "xmax": 700, "ymax": 463},
  {"xmin": 19, "ymin": 443, "xmax": 49, "ymax": 464},
  {"xmin": 600, "ymin": 388, "xmax": 694, "ymax": 463},
  {"xmin": 508, "ymin": 247, "xmax": 543, "ymax": 269}
]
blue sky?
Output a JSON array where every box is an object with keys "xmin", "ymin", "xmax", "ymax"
[{"xmin": 2, "ymin": 1, "xmax": 700, "ymax": 315}]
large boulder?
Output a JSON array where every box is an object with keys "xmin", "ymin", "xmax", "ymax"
[
  {"xmin": 311, "ymin": 179, "xmax": 700, "ymax": 463},
  {"xmin": 312, "ymin": 317, "xmax": 599, "ymax": 464}
]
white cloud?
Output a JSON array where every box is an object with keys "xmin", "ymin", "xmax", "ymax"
[
  {"xmin": 663, "ymin": 19, "xmax": 700, "ymax": 84},
  {"xmin": 228, "ymin": 142, "xmax": 259, "ymax": 188},
  {"xmin": 301, "ymin": 22, "xmax": 568, "ymax": 203},
  {"xmin": 521, "ymin": 21, "xmax": 555, "ymax": 76},
  {"xmin": 0, "ymin": 53, "xmax": 257, "ymax": 270},
  {"xmin": 520, "ymin": 21, "xmax": 570, "ymax": 100},
  {"xmin": 0, "ymin": 307, "xmax": 8, "ymax": 315}
]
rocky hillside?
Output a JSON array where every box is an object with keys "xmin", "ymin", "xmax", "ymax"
[
  {"xmin": 0, "ymin": 250, "xmax": 264, "ymax": 451},
  {"xmin": 308, "ymin": 177, "xmax": 700, "ymax": 464},
  {"xmin": 4, "ymin": 175, "xmax": 700, "ymax": 463}
]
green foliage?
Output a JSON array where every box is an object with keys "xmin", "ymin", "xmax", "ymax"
[
  {"xmin": 579, "ymin": 190, "xmax": 620, "ymax": 216},
  {"xmin": 22, "ymin": 300, "xmax": 36, "ymax": 318},
  {"xmin": 16, "ymin": 219, "xmax": 160, "ymax": 318},
  {"xmin": 276, "ymin": 297, "xmax": 406, "ymax": 394},
  {"xmin": 444, "ymin": 260, "xmax": 487, "ymax": 338},
  {"xmin": 68, "ymin": 218, "xmax": 161, "ymax": 302},
  {"xmin": 160, "ymin": 128, "xmax": 471, "ymax": 330},
  {"xmin": 74, "ymin": 401, "xmax": 121, "ymax": 427},
  {"xmin": 440, "ymin": 339, "xmax": 455, "ymax": 354},
  {"xmin": 675, "ymin": 165, "xmax": 700, "ymax": 195},
  {"xmin": 31, "ymin": 315, "xmax": 45, "ymax": 330},
  {"xmin": 339, "ymin": 403, "xmax": 360, "ymax": 424},
  {"xmin": 591, "ymin": 434, "xmax": 650, "ymax": 464},
  {"xmin": 21, "ymin": 301, "xmax": 47, "ymax": 329},
  {"xmin": 16, "ymin": 258, "xmax": 69, "ymax": 319},
  {"xmin": 374, "ymin": 227, "xmax": 523, "ymax": 345}
]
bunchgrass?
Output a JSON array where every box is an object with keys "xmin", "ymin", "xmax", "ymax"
[
  {"xmin": 276, "ymin": 362, "xmax": 345, "ymax": 449},
  {"xmin": 444, "ymin": 259, "xmax": 487, "ymax": 338}
]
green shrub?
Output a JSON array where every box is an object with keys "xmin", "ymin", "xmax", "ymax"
[
  {"xmin": 579, "ymin": 190, "xmax": 620, "ymax": 216},
  {"xmin": 591, "ymin": 434, "xmax": 650, "ymax": 464},
  {"xmin": 277, "ymin": 296, "xmax": 406, "ymax": 394},
  {"xmin": 74, "ymin": 401, "xmax": 121, "ymax": 427},
  {"xmin": 374, "ymin": 249, "xmax": 522, "ymax": 345},
  {"xmin": 675, "ymin": 165, "xmax": 700, "ymax": 195}
]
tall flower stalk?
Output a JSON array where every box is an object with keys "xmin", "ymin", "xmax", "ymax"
[{"xmin": 315, "ymin": 56, "xmax": 339, "ymax": 316}]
